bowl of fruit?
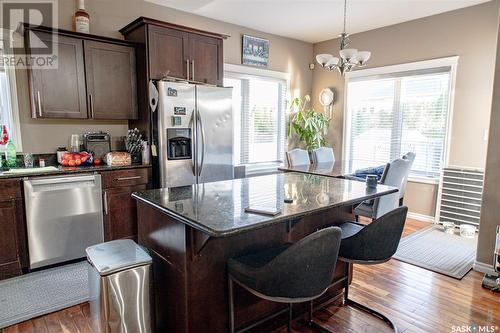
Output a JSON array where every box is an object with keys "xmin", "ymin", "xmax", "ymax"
[{"xmin": 59, "ymin": 152, "xmax": 93, "ymax": 167}]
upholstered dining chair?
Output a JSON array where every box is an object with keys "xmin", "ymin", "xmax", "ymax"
[
  {"xmin": 336, "ymin": 206, "xmax": 408, "ymax": 332},
  {"xmin": 354, "ymin": 158, "xmax": 412, "ymax": 220},
  {"xmin": 311, "ymin": 147, "xmax": 335, "ymax": 164},
  {"xmin": 399, "ymin": 152, "xmax": 416, "ymax": 205},
  {"xmin": 286, "ymin": 148, "xmax": 310, "ymax": 167},
  {"xmin": 227, "ymin": 227, "xmax": 342, "ymax": 333}
]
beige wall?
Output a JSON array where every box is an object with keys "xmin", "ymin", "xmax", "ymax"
[
  {"xmin": 312, "ymin": 1, "xmax": 499, "ymax": 217},
  {"xmin": 477, "ymin": 5, "xmax": 500, "ymax": 269},
  {"xmin": 16, "ymin": 0, "xmax": 313, "ymax": 153}
]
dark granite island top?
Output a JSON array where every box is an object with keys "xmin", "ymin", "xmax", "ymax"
[
  {"xmin": 134, "ymin": 172, "xmax": 398, "ymax": 332},
  {"xmin": 132, "ymin": 172, "xmax": 397, "ymax": 237}
]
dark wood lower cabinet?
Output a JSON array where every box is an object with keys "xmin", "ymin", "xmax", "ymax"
[
  {"xmin": 0, "ymin": 198, "xmax": 27, "ymax": 280},
  {"xmin": 103, "ymin": 184, "xmax": 147, "ymax": 241},
  {"xmin": 102, "ymin": 167, "xmax": 152, "ymax": 241},
  {"xmin": 0, "ymin": 167, "xmax": 151, "ymax": 281}
]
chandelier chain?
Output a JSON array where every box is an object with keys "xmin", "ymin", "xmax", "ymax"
[{"xmin": 343, "ymin": 0, "xmax": 347, "ymax": 33}]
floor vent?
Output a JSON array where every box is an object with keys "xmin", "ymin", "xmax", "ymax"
[{"xmin": 436, "ymin": 167, "xmax": 484, "ymax": 227}]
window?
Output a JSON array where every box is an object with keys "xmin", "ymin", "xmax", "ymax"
[
  {"xmin": 0, "ymin": 43, "xmax": 22, "ymax": 151},
  {"xmin": 224, "ymin": 65, "xmax": 288, "ymax": 167},
  {"xmin": 344, "ymin": 58, "xmax": 456, "ymax": 180}
]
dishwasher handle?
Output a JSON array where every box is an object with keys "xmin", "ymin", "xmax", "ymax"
[{"xmin": 26, "ymin": 175, "xmax": 99, "ymax": 188}]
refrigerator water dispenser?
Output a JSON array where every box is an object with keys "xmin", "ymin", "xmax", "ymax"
[{"xmin": 167, "ymin": 128, "xmax": 192, "ymax": 160}]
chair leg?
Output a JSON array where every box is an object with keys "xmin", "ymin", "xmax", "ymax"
[
  {"xmin": 343, "ymin": 264, "xmax": 398, "ymax": 333},
  {"xmin": 307, "ymin": 300, "xmax": 335, "ymax": 333},
  {"xmin": 355, "ymin": 215, "xmax": 359, "ymax": 222},
  {"xmin": 288, "ymin": 303, "xmax": 292, "ymax": 333},
  {"xmin": 344, "ymin": 263, "xmax": 349, "ymax": 305},
  {"xmin": 346, "ymin": 299, "xmax": 398, "ymax": 333},
  {"xmin": 399, "ymin": 197, "xmax": 404, "ymax": 206},
  {"xmin": 228, "ymin": 276, "xmax": 235, "ymax": 333}
]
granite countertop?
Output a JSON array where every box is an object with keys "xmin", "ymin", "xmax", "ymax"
[
  {"xmin": 0, "ymin": 164, "xmax": 151, "ymax": 179},
  {"xmin": 279, "ymin": 161, "xmax": 345, "ymax": 178},
  {"xmin": 132, "ymin": 172, "xmax": 398, "ymax": 237}
]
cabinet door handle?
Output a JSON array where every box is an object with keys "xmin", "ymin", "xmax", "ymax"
[
  {"xmin": 103, "ymin": 191, "xmax": 108, "ymax": 215},
  {"xmin": 37, "ymin": 91, "xmax": 42, "ymax": 117},
  {"xmin": 191, "ymin": 60, "xmax": 195, "ymax": 81},
  {"xmin": 116, "ymin": 176, "xmax": 142, "ymax": 181},
  {"xmin": 89, "ymin": 94, "xmax": 94, "ymax": 118},
  {"xmin": 186, "ymin": 59, "xmax": 190, "ymax": 80}
]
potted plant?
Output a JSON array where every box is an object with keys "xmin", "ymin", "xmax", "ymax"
[{"xmin": 288, "ymin": 95, "xmax": 330, "ymax": 151}]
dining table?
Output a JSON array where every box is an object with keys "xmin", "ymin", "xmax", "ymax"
[{"xmin": 279, "ymin": 161, "xmax": 345, "ymax": 178}]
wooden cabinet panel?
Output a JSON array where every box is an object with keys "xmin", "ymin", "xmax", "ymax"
[
  {"xmin": 0, "ymin": 196, "xmax": 26, "ymax": 280},
  {"xmin": 0, "ymin": 200, "xmax": 20, "ymax": 265},
  {"xmin": 29, "ymin": 33, "xmax": 88, "ymax": 119},
  {"xmin": 103, "ymin": 184, "xmax": 147, "ymax": 241},
  {"xmin": 101, "ymin": 168, "xmax": 150, "ymax": 189},
  {"xmin": 84, "ymin": 41, "xmax": 138, "ymax": 120},
  {"xmin": 148, "ymin": 26, "xmax": 188, "ymax": 80},
  {"xmin": 189, "ymin": 34, "xmax": 223, "ymax": 86}
]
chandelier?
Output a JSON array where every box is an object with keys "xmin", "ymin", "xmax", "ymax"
[{"xmin": 315, "ymin": 0, "xmax": 371, "ymax": 76}]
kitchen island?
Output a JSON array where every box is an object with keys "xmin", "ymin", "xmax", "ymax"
[{"xmin": 133, "ymin": 172, "xmax": 398, "ymax": 333}]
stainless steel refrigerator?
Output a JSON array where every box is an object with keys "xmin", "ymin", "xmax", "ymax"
[{"xmin": 155, "ymin": 81, "xmax": 233, "ymax": 187}]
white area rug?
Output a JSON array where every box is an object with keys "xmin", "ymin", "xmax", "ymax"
[{"xmin": 394, "ymin": 225, "xmax": 477, "ymax": 279}]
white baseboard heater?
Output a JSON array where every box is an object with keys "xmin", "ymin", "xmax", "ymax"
[{"xmin": 436, "ymin": 167, "xmax": 484, "ymax": 227}]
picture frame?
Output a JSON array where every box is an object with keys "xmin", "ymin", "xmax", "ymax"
[{"xmin": 242, "ymin": 34, "xmax": 269, "ymax": 68}]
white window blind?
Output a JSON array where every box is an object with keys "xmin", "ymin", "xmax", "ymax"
[
  {"xmin": 0, "ymin": 44, "xmax": 22, "ymax": 151},
  {"xmin": 345, "ymin": 66, "xmax": 453, "ymax": 179},
  {"xmin": 224, "ymin": 72, "xmax": 287, "ymax": 165}
]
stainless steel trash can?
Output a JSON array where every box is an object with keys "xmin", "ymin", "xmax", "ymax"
[{"xmin": 86, "ymin": 239, "xmax": 153, "ymax": 333}]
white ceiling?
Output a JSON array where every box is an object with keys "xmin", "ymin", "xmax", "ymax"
[{"xmin": 145, "ymin": 0, "xmax": 490, "ymax": 43}]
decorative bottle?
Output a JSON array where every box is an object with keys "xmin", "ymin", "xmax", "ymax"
[
  {"xmin": 5, "ymin": 139, "xmax": 17, "ymax": 168},
  {"xmin": 74, "ymin": 0, "xmax": 90, "ymax": 34}
]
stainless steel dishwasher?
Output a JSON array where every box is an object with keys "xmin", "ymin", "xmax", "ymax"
[{"xmin": 24, "ymin": 173, "xmax": 104, "ymax": 269}]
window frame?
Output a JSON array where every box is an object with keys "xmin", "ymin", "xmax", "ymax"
[
  {"xmin": 224, "ymin": 63, "xmax": 290, "ymax": 172},
  {"xmin": 0, "ymin": 42, "xmax": 23, "ymax": 152},
  {"xmin": 342, "ymin": 56, "xmax": 458, "ymax": 183}
]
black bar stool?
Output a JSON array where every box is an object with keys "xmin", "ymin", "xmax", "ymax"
[
  {"xmin": 227, "ymin": 227, "xmax": 342, "ymax": 333},
  {"xmin": 337, "ymin": 206, "xmax": 408, "ymax": 333}
]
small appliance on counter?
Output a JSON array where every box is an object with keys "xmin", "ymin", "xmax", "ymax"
[{"xmin": 83, "ymin": 131, "xmax": 111, "ymax": 159}]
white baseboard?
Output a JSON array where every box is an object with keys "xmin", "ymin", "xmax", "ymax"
[
  {"xmin": 473, "ymin": 261, "xmax": 497, "ymax": 275},
  {"xmin": 407, "ymin": 212, "xmax": 435, "ymax": 223}
]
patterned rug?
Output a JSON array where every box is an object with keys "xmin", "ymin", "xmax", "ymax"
[{"xmin": 0, "ymin": 261, "xmax": 89, "ymax": 329}]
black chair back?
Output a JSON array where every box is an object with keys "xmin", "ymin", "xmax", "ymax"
[
  {"xmin": 340, "ymin": 206, "xmax": 408, "ymax": 263},
  {"xmin": 257, "ymin": 227, "xmax": 342, "ymax": 300}
]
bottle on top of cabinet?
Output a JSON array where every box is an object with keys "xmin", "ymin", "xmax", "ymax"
[{"xmin": 74, "ymin": 0, "xmax": 90, "ymax": 34}]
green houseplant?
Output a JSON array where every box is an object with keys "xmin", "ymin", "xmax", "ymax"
[{"xmin": 288, "ymin": 95, "xmax": 330, "ymax": 150}]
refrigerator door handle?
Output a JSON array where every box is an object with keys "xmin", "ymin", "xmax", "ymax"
[
  {"xmin": 191, "ymin": 110, "xmax": 197, "ymax": 176},
  {"xmin": 197, "ymin": 110, "xmax": 206, "ymax": 177}
]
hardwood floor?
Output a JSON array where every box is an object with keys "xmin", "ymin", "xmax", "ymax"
[{"xmin": 3, "ymin": 219, "xmax": 499, "ymax": 333}]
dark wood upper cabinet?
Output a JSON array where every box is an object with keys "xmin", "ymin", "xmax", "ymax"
[
  {"xmin": 121, "ymin": 17, "xmax": 226, "ymax": 86},
  {"xmin": 189, "ymin": 34, "xmax": 223, "ymax": 85},
  {"xmin": 148, "ymin": 25, "xmax": 189, "ymax": 80},
  {"xmin": 26, "ymin": 26, "xmax": 138, "ymax": 120},
  {"xmin": 29, "ymin": 33, "xmax": 88, "ymax": 119},
  {"xmin": 84, "ymin": 41, "xmax": 138, "ymax": 120}
]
